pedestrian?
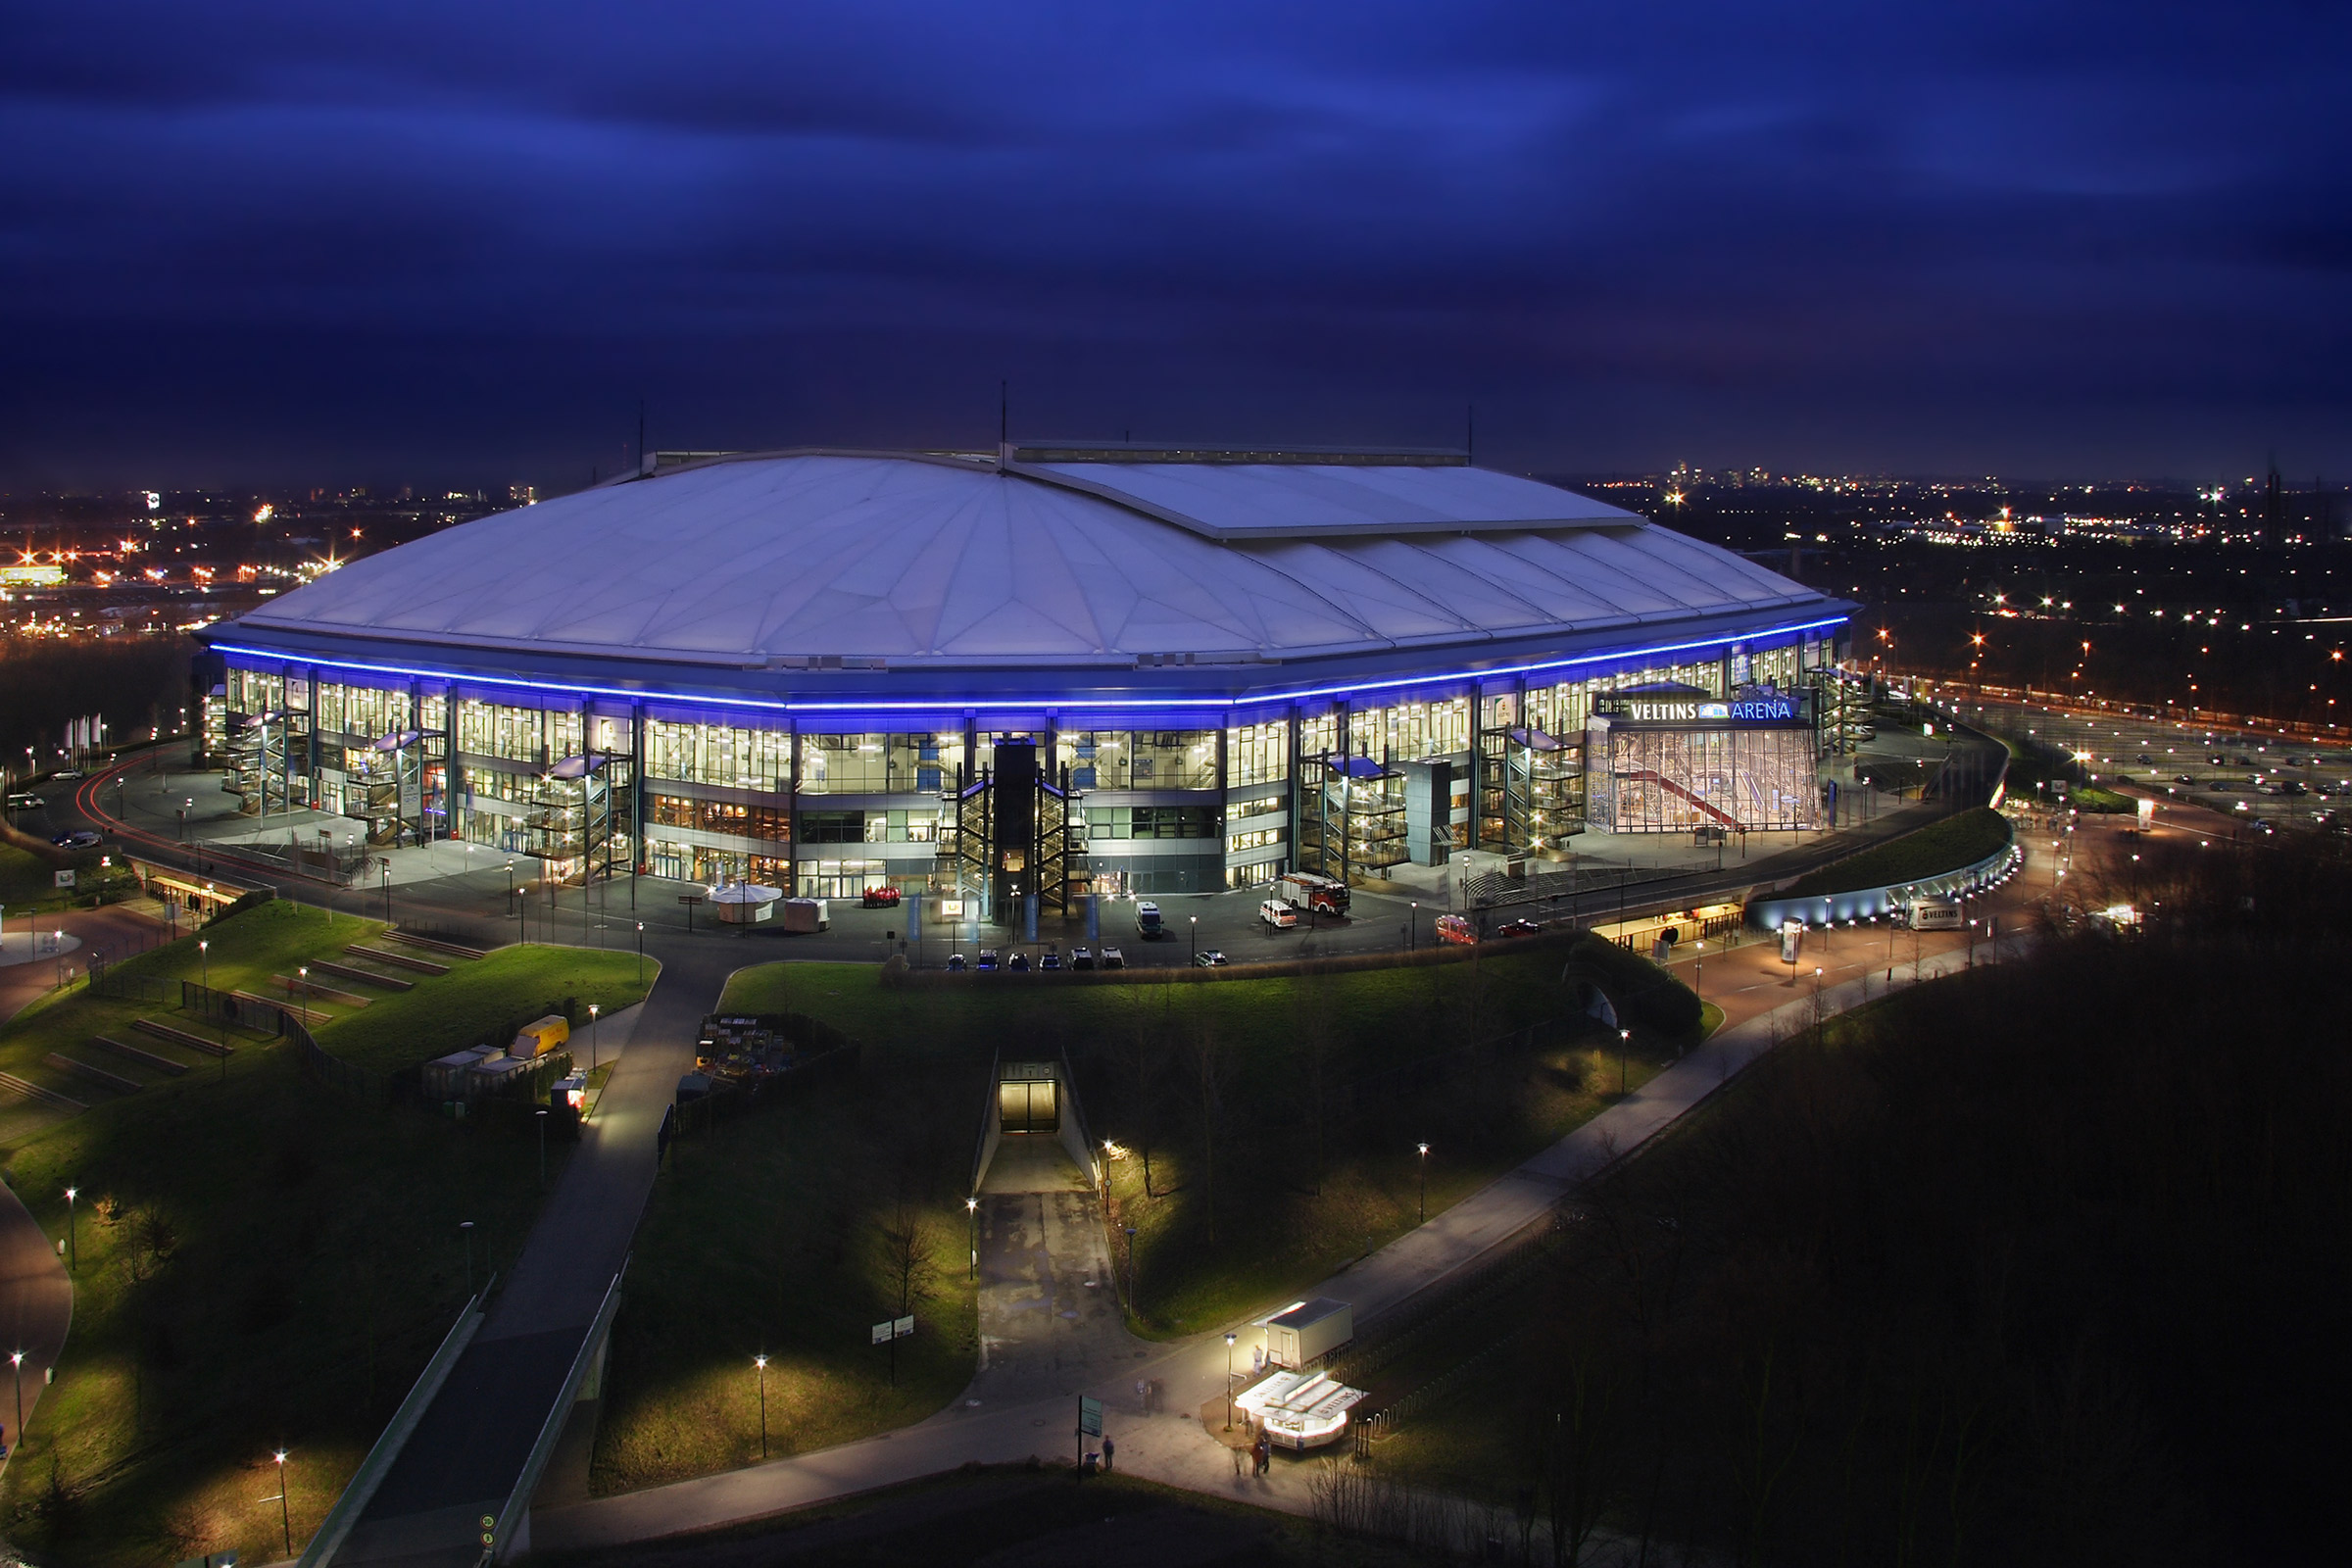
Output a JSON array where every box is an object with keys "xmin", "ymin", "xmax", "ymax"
[
  {"xmin": 1232, "ymin": 1439, "xmax": 1245, "ymax": 1479},
  {"xmin": 1134, "ymin": 1377, "xmax": 1147, "ymax": 1412},
  {"xmin": 1102, "ymin": 1435, "xmax": 1114, "ymax": 1472},
  {"xmin": 1255, "ymin": 1433, "xmax": 1270, "ymax": 1476}
]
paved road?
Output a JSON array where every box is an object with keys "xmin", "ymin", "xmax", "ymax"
[
  {"xmin": 969, "ymin": 1136, "xmax": 1140, "ymax": 1408},
  {"xmin": 531, "ymin": 878, "xmax": 2036, "ymax": 1552},
  {"xmin": 0, "ymin": 909, "xmax": 148, "ymax": 1467},
  {"xmin": 335, "ymin": 936, "xmax": 741, "ymax": 1568}
]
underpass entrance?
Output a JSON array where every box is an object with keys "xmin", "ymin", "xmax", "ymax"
[{"xmin": 997, "ymin": 1059, "xmax": 1060, "ymax": 1134}]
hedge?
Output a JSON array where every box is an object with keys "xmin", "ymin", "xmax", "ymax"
[{"xmin": 1780, "ymin": 807, "xmax": 2013, "ymax": 900}]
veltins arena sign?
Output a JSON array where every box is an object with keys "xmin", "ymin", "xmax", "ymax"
[{"xmin": 1594, "ymin": 695, "xmax": 1802, "ymax": 723}]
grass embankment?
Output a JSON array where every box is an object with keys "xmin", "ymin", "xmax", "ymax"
[
  {"xmin": 0, "ymin": 841, "xmax": 137, "ymax": 916},
  {"xmin": 756, "ymin": 937, "xmax": 1690, "ymax": 1337},
  {"xmin": 1370, "ymin": 837, "xmax": 2352, "ymax": 1565},
  {"xmin": 0, "ymin": 902, "xmax": 657, "ymax": 1568},
  {"xmin": 1780, "ymin": 805, "xmax": 2012, "ymax": 898}
]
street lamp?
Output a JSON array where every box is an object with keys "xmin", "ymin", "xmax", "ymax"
[
  {"xmin": 1189, "ymin": 914, "xmax": 1198, "ymax": 964},
  {"xmin": 198, "ymin": 938, "xmax": 209, "ymax": 991},
  {"xmin": 1224, "ymin": 1331, "xmax": 1239, "ymax": 1431},
  {"xmin": 966, "ymin": 1197, "xmax": 979, "ymax": 1280},
  {"xmin": 506, "ymin": 860, "xmax": 516, "ymax": 916},
  {"xmin": 1408, "ymin": 901, "xmax": 1417, "ymax": 954},
  {"xmin": 588, "ymin": 1004, "xmax": 600, "ymax": 1072},
  {"xmin": 636, "ymin": 921, "xmax": 645, "ymax": 985},
  {"xmin": 274, "ymin": 1449, "xmax": 291, "ymax": 1556},
  {"xmin": 63, "ymin": 1187, "xmax": 76, "ymax": 1275},
  {"xmin": 753, "ymin": 1354, "xmax": 769, "ymax": 1458},
  {"xmin": 8, "ymin": 1350, "xmax": 22, "ymax": 1450},
  {"xmin": 1416, "ymin": 1143, "xmax": 1429, "ymax": 1222},
  {"xmin": 1618, "ymin": 1029, "xmax": 1630, "ymax": 1098},
  {"xmin": 297, "ymin": 965, "xmax": 310, "ymax": 1025}
]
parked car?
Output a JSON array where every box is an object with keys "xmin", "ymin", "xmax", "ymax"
[
  {"xmin": 1435, "ymin": 913, "xmax": 1477, "ymax": 945},
  {"xmin": 976, "ymin": 949, "xmax": 1000, "ymax": 971},
  {"xmin": 1494, "ymin": 918, "xmax": 1542, "ymax": 938},
  {"xmin": 51, "ymin": 830, "xmax": 100, "ymax": 849},
  {"xmin": 4, "ymin": 791, "xmax": 39, "ymax": 811},
  {"xmin": 1259, "ymin": 898, "xmax": 1299, "ymax": 929},
  {"xmin": 946, "ymin": 953, "xmax": 967, "ymax": 972},
  {"xmin": 1070, "ymin": 947, "xmax": 1095, "ymax": 970},
  {"xmin": 50, "ymin": 769, "xmax": 82, "ymax": 782},
  {"xmin": 1194, "ymin": 950, "xmax": 1229, "ymax": 966},
  {"xmin": 1007, "ymin": 951, "xmax": 1030, "ymax": 971},
  {"xmin": 1039, "ymin": 950, "xmax": 1062, "ymax": 971},
  {"xmin": 1100, "ymin": 946, "xmax": 1125, "ymax": 969}
]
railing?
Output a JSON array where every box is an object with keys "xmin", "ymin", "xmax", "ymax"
[
  {"xmin": 296, "ymin": 1283, "xmax": 494, "ymax": 1568},
  {"xmin": 488, "ymin": 1264, "xmax": 628, "ymax": 1563}
]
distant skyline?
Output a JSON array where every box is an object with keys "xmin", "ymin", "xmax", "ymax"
[{"xmin": 4, "ymin": 2, "xmax": 2348, "ymax": 491}]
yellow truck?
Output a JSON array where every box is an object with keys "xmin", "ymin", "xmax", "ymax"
[{"xmin": 511, "ymin": 1014, "xmax": 570, "ymax": 1057}]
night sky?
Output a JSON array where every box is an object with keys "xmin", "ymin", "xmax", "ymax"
[{"xmin": 4, "ymin": 1, "xmax": 2348, "ymax": 491}]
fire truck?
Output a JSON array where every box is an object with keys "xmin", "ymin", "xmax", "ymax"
[{"xmin": 1278, "ymin": 871, "xmax": 1350, "ymax": 916}]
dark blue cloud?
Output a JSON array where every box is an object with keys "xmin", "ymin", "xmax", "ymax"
[{"xmin": 3, "ymin": 1, "xmax": 2349, "ymax": 488}]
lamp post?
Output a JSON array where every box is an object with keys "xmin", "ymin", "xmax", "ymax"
[
  {"xmin": 297, "ymin": 965, "xmax": 310, "ymax": 1025},
  {"xmin": 588, "ymin": 1004, "xmax": 600, "ymax": 1072},
  {"xmin": 1692, "ymin": 939, "xmax": 1704, "ymax": 1007},
  {"xmin": 507, "ymin": 860, "xmax": 516, "ymax": 916},
  {"xmin": 636, "ymin": 921, "xmax": 645, "ymax": 985},
  {"xmin": 274, "ymin": 1449, "xmax": 291, "ymax": 1556},
  {"xmin": 381, "ymin": 858, "xmax": 392, "ymax": 924},
  {"xmin": 1408, "ymin": 901, "xmax": 1418, "ymax": 954},
  {"xmin": 9, "ymin": 1349, "xmax": 22, "ymax": 1449},
  {"xmin": 754, "ymin": 1354, "xmax": 769, "ymax": 1458},
  {"xmin": 461, "ymin": 1220, "xmax": 475, "ymax": 1297},
  {"xmin": 1189, "ymin": 914, "xmax": 1198, "ymax": 964},
  {"xmin": 1224, "ymin": 1331, "xmax": 1239, "ymax": 1431},
  {"xmin": 198, "ymin": 938, "xmax": 209, "ymax": 991},
  {"xmin": 63, "ymin": 1187, "xmax": 76, "ymax": 1275},
  {"xmin": 1618, "ymin": 1029, "xmax": 1630, "ymax": 1098},
  {"xmin": 1416, "ymin": 1142, "xmax": 1429, "ymax": 1222},
  {"xmin": 966, "ymin": 1197, "xmax": 979, "ymax": 1281}
]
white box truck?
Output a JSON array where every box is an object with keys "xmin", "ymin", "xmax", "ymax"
[
  {"xmin": 1263, "ymin": 1298, "xmax": 1353, "ymax": 1369},
  {"xmin": 1906, "ymin": 898, "xmax": 1963, "ymax": 930}
]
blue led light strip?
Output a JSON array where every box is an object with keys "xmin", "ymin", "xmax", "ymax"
[{"xmin": 213, "ymin": 614, "xmax": 1846, "ymax": 716}]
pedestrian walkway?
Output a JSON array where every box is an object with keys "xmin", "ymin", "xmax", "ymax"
[
  {"xmin": 968, "ymin": 1136, "xmax": 1140, "ymax": 1408},
  {"xmin": 531, "ymin": 910, "xmax": 2025, "ymax": 1554}
]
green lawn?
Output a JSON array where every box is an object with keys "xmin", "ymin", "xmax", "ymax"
[
  {"xmin": 0, "ymin": 902, "xmax": 660, "ymax": 1568},
  {"xmin": 0, "ymin": 840, "xmax": 137, "ymax": 917},
  {"xmin": 715, "ymin": 940, "xmax": 1695, "ymax": 1339},
  {"xmin": 592, "ymin": 1028, "xmax": 983, "ymax": 1494},
  {"xmin": 1780, "ymin": 805, "xmax": 2013, "ymax": 898}
]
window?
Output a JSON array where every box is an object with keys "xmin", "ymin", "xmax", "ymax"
[
  {"xmin": 1225, "ymin": 720, "xmax": 1289, "ymax": 786},
  {"xmin": 799, "ymin": 810, "xmax": 866, "ymax": 844},
  {"xmin": 1227, "ymin": 825, "xmax": 1285, "ymax": 854},
  {"xmin": 647, "ymin": 719, "xmax": 792, "ymax": 789},
  {"xmin": 1085, "ymin": 806, "xmax": 1217, "ymax": 840}
]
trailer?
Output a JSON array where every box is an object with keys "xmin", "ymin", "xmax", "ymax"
[
  {"xmin": 1262, "ymin": 1297, "xmax": 1353, "ymax": 1369},
  {"xmin": 1279, "ymin": 871, "xmax": 1349, "ymax": 915},
  {"xmin": 780, "ymin": 897, "xmax": 831, "ymax": 934},
  {"xmin": 1905, "ymin": 898, "xmax": 1963, "ymax": 931}
]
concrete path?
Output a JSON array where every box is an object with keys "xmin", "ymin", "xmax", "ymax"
[
  {"xmin": 968, "ymin": 1135, "xmax": 1141, "ymax": 1408},
  {"xmin": 0, "ymin": 909, "xmax": 148, "ymax": 1467},
  {"xmin": 334, "ymin": 938, "xmax": 738, "ymax": 1568},
  {"xmin": 532, "ymin": 926, "xmax": 2014, "ymax": 1553}
]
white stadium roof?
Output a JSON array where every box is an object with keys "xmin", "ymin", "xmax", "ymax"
[{"xmin": 231, "ymin": 450, "xmax": 1826, "ymax": 671}]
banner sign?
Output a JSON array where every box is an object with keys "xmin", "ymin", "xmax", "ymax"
[{"xmin": 1594, "ymin": 694, "xmax": 1801, "ymax": 724}]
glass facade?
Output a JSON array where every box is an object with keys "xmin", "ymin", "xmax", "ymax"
[{"xmin": 219, "ymin": 623, "xmax": 1836, "ymax": 893}]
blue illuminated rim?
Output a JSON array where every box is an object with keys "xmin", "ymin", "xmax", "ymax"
[{"xmin": 213, "ymin": 614, "xmax": 1847, "ymax": 716}]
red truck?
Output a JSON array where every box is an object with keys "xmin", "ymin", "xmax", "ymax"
[{"xmin": 1279, "ymin": 871, "xmax": 1350, "ymax": 916}]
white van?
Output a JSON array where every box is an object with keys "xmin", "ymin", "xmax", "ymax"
[{"xmin": 1259, "ymin": 898, "xmax": 1300, "ymax": 929}]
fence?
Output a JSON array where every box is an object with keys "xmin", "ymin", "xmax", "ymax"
[{"xmin": 172, "ymin": 977, "xmax": 387, "ymax": 1102}]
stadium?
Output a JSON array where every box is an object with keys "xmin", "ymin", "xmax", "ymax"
[{"xmin": 199, "ymin": 444, "xmax": 1851, "ymax": 905}]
